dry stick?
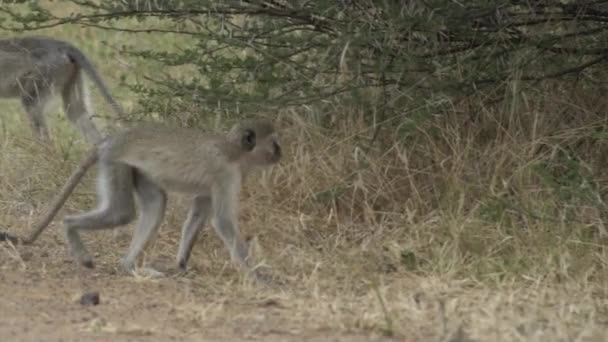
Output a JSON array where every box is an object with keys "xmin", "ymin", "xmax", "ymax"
[{"xmin": 0, "ymin": 147, "xmax": 98, "ymax": 245}]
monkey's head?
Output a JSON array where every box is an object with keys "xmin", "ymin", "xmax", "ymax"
[{"xmin": 228, "ymin": 119, "xmax": 282, "ymax": 166}]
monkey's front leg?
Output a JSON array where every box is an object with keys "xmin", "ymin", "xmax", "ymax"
[
  {"xmin": 211, "ymin": 211, "xmax": 275, "ymax": 285},
  {"xmin": 176, "ymin": 195, "xmax": 212, "ymax": 272},
  {"xmin": 120, "ymin": 174, "xmax": 167, "ymax": 278}
]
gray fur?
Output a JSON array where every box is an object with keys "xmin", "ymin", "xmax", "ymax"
[
  {"xmin": 0, "ymin": 36, "xmax": 125, "ymax": 144},
  {"xmin": 63, "ymin": 120, "xmax": 281, "ymax": 280}
]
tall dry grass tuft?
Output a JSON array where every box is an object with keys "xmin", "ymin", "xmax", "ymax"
[
  {"xmin": 243, "ymin": 86, "xmax": 608, "ymax": 288},
  {"xmin": 216, "ymin": 87, "xmax": 607, "ymax": 338}
]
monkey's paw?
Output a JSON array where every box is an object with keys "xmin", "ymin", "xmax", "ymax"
[
  {"xmin": 120, "ymin": 258, "xmax": 165, "ymax": 279},
  {"xmin": 69, "ymin": 249, "xmax": 95, "ymax": 269},
  {"xmin": 132, "ymin": 267, "xmax": 165, "ymax": 279}
]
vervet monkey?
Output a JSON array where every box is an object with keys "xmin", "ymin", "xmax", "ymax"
[
  {"xmin": 0, "ymin": 119, "xmax": 282, "ymax": 281},
  {"xmin": 0, "ymin": 36, "xmax": 125, "ymax": 144}
]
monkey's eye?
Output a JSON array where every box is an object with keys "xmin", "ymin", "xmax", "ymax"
[{"xmin": 241, "ymin": 129, "xmax": 256, "ymax": 151}]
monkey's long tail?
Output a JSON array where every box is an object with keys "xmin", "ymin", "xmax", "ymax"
[
  {"xmin": 0, "ymin": 148, "xmax": 98, "ymax": 245},
  {"xmin": 62, "ymin": 43, "xmax": 126, "ymax": 118}
]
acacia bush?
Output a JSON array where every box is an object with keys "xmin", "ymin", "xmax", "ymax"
[{"xmin": 2, "ymin": 1, "xmax": 607, "ymax": 123}]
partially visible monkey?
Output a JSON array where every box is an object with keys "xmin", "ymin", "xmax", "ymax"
[
  {"xmin": 0, "ymin": 36, "xmax": 125, "ymax": 144},
  {"xmin": 0, "ymin": 119, "xmax": 282, "ymax": 282}
]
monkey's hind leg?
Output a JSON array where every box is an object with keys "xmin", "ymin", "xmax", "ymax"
[
  {"xmin": 120, "ymin": 172, "xmax": 167, "ymax": 278},
  {"xmin": 20, "ymin": 89, "xmax": 52, "ymax": 143},
  {"xmin": 63, "ymin": 163, "xmax": 136, "ymax": 268},
  {"xmin": 62, "ymin": 68, "xmax": 103, "ymax": 144}
]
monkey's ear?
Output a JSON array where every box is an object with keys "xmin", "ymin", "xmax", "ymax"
[{"xmin": 241, "ymin": 129, "xmax": 256, "ymax": 151}]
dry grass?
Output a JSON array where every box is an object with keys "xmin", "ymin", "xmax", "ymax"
[{"xmin": 1, "ymin": 4, "xmax": 608, "ymax": 341}]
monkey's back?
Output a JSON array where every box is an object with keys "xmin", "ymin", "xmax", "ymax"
[{"xmin": 104, "ymin": 123, "xmax": 243, "ymax": 193}]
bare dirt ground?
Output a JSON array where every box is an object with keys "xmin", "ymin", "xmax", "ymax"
[
  {"xmin": 0, "ymin": 230, "xmax": 400, "ymax": 342},
  {"xmin": 2, "ymin": 224, "xmax": 607, "ymax": 342},
  {"xmin": 0, "ymin": 271, "xmax": 392, "ymax": 342}
]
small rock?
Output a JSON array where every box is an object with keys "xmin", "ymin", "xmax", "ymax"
[
  {"xmin": 79, "ymin": 291, "xmax": 100, "ymax": 306},
  {"xmin": 19, "ymin": 251, "xmax": 33, "ymax": 262}
]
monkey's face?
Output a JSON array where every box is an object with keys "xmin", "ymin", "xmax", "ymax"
[
  {"xmin": 228, "ymin": 120, "xmax": 282, "ymax": 168},
  {"xmin": 250, "ymin": 133, "xmax": 282, "ymax": 166},
  {"xmin": 230, "ymin": 120, "xmax": 282, "ymax": 166}
]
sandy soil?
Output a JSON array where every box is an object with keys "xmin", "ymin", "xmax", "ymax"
[
  {"xmin": 1, "ymin": 216, "xmax": 606, "ymax": 342},
  {"xmin": 0, "ymin": 234, "xmax": 399, "ymax": 342}
]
